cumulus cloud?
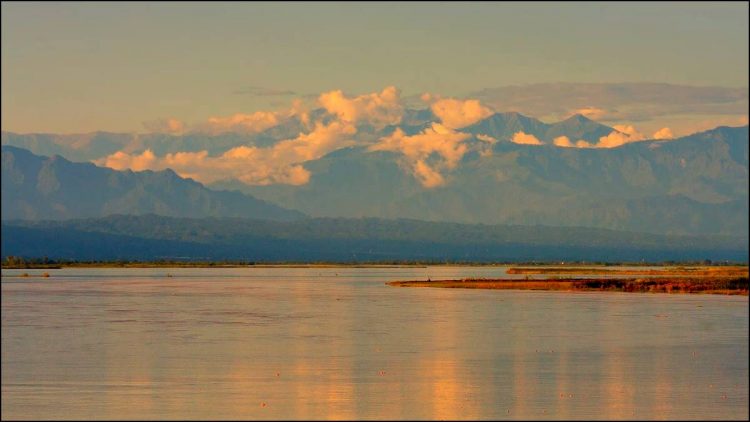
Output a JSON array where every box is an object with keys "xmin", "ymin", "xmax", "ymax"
[
  {"xmin": 511, "ymin": 131, "xmax": 544, "ymax": 145},
  {"xmin": 142, "ymin": 118, "xmax": 185, "ymax": 134},
  {"xmin": 413, "ymin": 160, "xmax": 445, "ymax": 188},
  {"xmin": 553, "ymin": 125, "xmax": 650, "ymax": 149},
  {"xmin": 652, "ymin": 127, "xmax": 674, "ymax": 140},
  {"xmin": 369, "ymin": 122, "xmax": 471, "ymax": 187},
  {"xmin": 318, "ymin": 86, "xmax": 403, "ymax": 127},
  {"xmin": 97, "ymin": 120, "xmax": 356, "ymax": 186},
  {"xmin": 425, "ymin": 97, "xmax": 494, "ymax": 129},
  {"xmin": 552, "ymin": 135, "xmax": 596, "ymax": 148},
  {"xmin": 195, "ymin": 98, "xmax": 312, "ymax": 135},
  {"xmin": 420, "ymin": 92, "xmax": 436, "ymax": 103},
  {"xmin": 476, "ymin": 134, "xmax": 497, "ymax": 143},
  {"xmin": 101, "ymin": 149, "xmax": 158, "ymax": 171},
  {"xmin": 371, "ymin": 123, "xmax": 469, "ymax": 168},
  {"xmin": 113, "ymin": 85, "xmax": 721, "ymax": 188},
  {"xmin": 202, "ymin": 110, "xmax": 282, "ymax": 134},
  {"xmin": 594, "ymin": 124, "xmax": 646, "ymax": 148}
]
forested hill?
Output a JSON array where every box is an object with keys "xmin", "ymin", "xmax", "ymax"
[{"xmin": 3, "ymin": 214, "xmax": 746, "ymax": 263}]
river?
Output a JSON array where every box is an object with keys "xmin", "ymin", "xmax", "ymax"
[{"xmin": 2, "ymin": 267, "xmax": 747, "ymax": 420}]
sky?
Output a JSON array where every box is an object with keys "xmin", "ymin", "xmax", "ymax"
[{"xmin": 1, "ymin": 1, "xmax": 748, "ymax": 134}]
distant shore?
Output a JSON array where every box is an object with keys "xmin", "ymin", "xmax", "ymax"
[
  {"xmin": 387, "ymin": 275, "xmax": 749, "ymax": 295},
  {"xmin": 505, "ymin": 266, "xmax": 749, "ymax": 277},
  {"xmin": 0, "ymin": 263, "xmax": 428, "ymax": 270},
  {"xmin": 2, "ymin": 261, "xmax": 746, "ymax": 270}
]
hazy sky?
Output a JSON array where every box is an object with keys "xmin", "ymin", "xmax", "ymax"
[{"xmin": 2, "ymin": 1, "xmax": 748, "ymax": 133}]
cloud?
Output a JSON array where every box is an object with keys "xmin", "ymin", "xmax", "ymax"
[
  {"xmin": 100, "ymin": 149, "xmax": 157, "ymax": 171},
  {"xmin": 318, "ymin": 86, "xmax": 404, "ymax": 127},
  {"xmin": 198, "ymin": 99, "xmax": 311, "ymax": 135},
  {"xmin": 652, "ymin": 127, "xmax": 674, "ymax": 140},
  {"xmin": 592, "ymin": 125, "xmax": 645, "ymax": 148},
  {"xmin": 202, "ymin": 110, "xmax": 283, "ymax": 134},
  {"xmin": 553, "ymin": 125, "xmax": 649, "ymax": 149},
  {"xmin": 105, "ymin": 84, "xmax": 744, "ymax": 189},
  {"xmin": 475, "ymin": 134, "xmax": 497, "ymax": 144},
  {"xmin": 511, "ymin": 131, "xmax": 544, "ymax": 145},
  {"xmin": 420, "ymin": 92, "xmax": 436, "ymax": 103},
  {"xmin": 371, "ymin": 123, "xmax": 469, "ymax": 169},
  {"xmin": 369, "ymin": 122, "xmax": 471, "ymax": 187},
  {"xmin": 552, "ymin": 135, "xmax": 599, "ymax": 148},
  {"xmin": 233, "ymin": 86, "xmax": 297, "ymax": 96},
  {"xmin": 426, "ymin": 97, "xmax": 494, "ymax": 129},
  {"xmin": 142, "ymin": 118, "xmax": 185, "ymax": 134},
  {"xmin": 413, "ymin": 160, "xmax": 445, "ymax": 188},
  {"xmin": 96, "ymin": 120, "xmax": 356, "ymax": 186},
  {"xmin": 553, "ymin": 136, "xmax": 574, "ymax": 148},
  {"xmin": 571, "ymin": 106, "xmax": 607, "ymax": 120}
]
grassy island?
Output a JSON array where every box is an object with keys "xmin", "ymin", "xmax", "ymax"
[{"xmin": 387, "ymin": 275, "xmax": 749, "ymax": 295}]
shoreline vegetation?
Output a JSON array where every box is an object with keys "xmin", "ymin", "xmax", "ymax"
[
  {"xmin": 1, "ymin": 257, "xmax": 745, "ymax": 270},
  {"xmin": 0, "ymin": 263, "xmax": 429, "ymax": 270},
  {"xmin": 3, "ymin": 259, "xmax": 747, "ymax": 295},
  {"xmin": 505, "ymin": 266, "xmax": 749, "ymax": 276},
  {"xmin": 387, "ymin": 274, "xmax": 749, "ymax": 295}
]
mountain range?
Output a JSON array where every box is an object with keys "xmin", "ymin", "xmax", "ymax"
[
  {"xmin": 2, "ymin": 110, "xmax": 748, "ymax": 237},
  {"xmin": 230, "ymin": 123, "xmax": 749, "ymax": 236},
  {"xmin": 1, "ymin": 145, "xmax": 303, "ymax": 221},
  {"xmin": 3, "ymin": 214, "xmax": 746, "ymax": 262}
]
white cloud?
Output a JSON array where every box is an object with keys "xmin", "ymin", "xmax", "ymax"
[
  {"xmin": 318, "ymin": 86, "xmax": 403, "ymax": 127},
  {"xmin": 195, "ymin": 98, "xmax": 312, "ymax": 135},
  {"xmin": 101, "ymin": 149, "xmax": 158, "ymax": 171},
  {"xmin": 202, "ymin": 111, "xmax": 282, "ymax": 134},
  {"xmin": 652, "ymin": 127, "xmax": 674, "ymax": 140},
  {"xmin": 476, "ymin": 134, "xmax": 497, "ymax": 144},
  {"xmin": 96, "ymin": 120, "xmax": 356, "ymax": 186},
  {"xmin": 511, "ymin": 131, "xmax": 544, "ymax": 145},
  {"xmin": 553, "ymin": 136, "xmax": 574, "ymax": 148},
  {"xmin": 552, "ymin": 124, "xmax": 650, "ymax": 149},
  {"xmin": 594, "ymin": 124, "xmax": 645, "ymax": 148},
  {"xmin": 426, "ymin": 97, "xmax": 493, "ymax": 129},
  {"xmin": 413, "ymin": 160, "xmax": 445, "ymax": 188},
  {"xmin": 369, "ymin": 122, "xmax": 471, "ymax": 187}
]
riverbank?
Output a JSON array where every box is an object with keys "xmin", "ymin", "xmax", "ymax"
[
  {"xmin": 387, "ymin": 276, "xmax": 749, "ymax": 295},
  {"xmin": 3, "ymin": 261, "xmax": 745, "ymax": 270},
  {"xmin": 0, "ymin": 263, "xmax": 428, "ymax": 269},
  {"xmin": 506, "ymin": 266, "xmax": 749, "ymax": 277}
]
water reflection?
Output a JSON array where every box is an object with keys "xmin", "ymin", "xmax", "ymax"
[{"xmin": 2, "ymin": 267, "xmax": 748, "ymax": 420}]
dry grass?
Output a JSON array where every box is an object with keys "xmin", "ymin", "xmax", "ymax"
[
  {"xmin": 387, "ymin": 276, "xmax": 749, "ymax": 295},
  {"xmin": 505, "ymin": 266, "xmax": 749, "ymax": 277}
]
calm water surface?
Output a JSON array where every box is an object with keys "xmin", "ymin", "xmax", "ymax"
[{"xmin": 2, "ymin": 267, "xmax": 748, "ymax": 420}]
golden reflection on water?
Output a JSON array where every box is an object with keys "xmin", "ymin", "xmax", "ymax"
[
  {"xmin": 287, "ymin": 278, "xmax": 356, "ymax": 420},
  {"xmin": 511, "ymin": 303, "xmax": 531, "ymax": 419},
  {"xmin": 422, "ymin": 296, "xmax": 476, "ymax": 420},
  {"xmin": 554, "ymin": 348, "xmax": 571, "ymax": 420},
  {"xmin": 653, "ymin": 348, "xmax": 674, "ymax": 420}
]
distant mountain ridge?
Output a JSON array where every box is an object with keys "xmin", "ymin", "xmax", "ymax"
[
  {"xmin": 1, "ymin": 146, "xmax": 304, "ymax": 221},
  {"xmin": 231, "ymin": 125, "xmax": 749, "ymax": 236},
  {"xmin": 3, "ymin": 112, "xmax": 748, "ymax": 237},
  {"xmin": 1, "ymin": 109, "xmax": 615, "ymax": 160},
  {"xmin": 463, "ymin": 112, "xmax": 616, "ymax": 143}
]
